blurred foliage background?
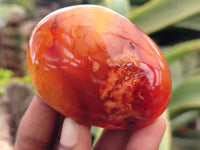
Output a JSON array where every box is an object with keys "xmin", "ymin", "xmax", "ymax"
[{"xmin": 0, "ymin": 0, "xmax": 200, "ymax": 149}]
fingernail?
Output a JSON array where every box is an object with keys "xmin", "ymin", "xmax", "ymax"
[{"xmin": 60, "ymin": 118, "xmax": 79, "ymax": 148}]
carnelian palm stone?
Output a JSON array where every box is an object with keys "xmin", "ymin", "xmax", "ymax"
[{"xmin": 27, "ymin": 5, "xmax": 171, "ymax": 129}]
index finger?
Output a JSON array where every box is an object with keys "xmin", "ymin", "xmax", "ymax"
[{"xmin": 14, "ymin": 94, "xmax": 63, "ymax": 150}]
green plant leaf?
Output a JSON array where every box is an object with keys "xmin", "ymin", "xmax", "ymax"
[
  {"xmin": 92, "ymin": 127, "xmax": 103, "ymax": 148},
  {"xmin": 0, "ymin": 68, "xmax": 13, "ymax": 78},
  {"xmin": 168, "ymin": 75, "xmax": 200, "ymax": 119},
  {"xmin": 86, "ymin": 0, "xmax": 100, "ymax": 4},
  {"xmin": 4, "ymin": 0, "xmax": 35, "ymax": 11},
  {"xmin": 159, "ymin": 110, "xmax": 172, "ymax": 150},
  {"xmin": 103, "ymin": 0, "xmax": 131, "ymax": 16},
  {"xmin": 175, "ymin": 13, "xmax": 200, "ymax": 31},
  {"xmin": 0, "ymin": 4, "xmax": 11, "ymax": 28},
  {"xmin": 162, "ymin": 39, "xmax": 200, "ymax": 64},
  {"xmin": 130, "ymin": 0, "xmax": 150, "ymax": 6},
  {"xmin": 127, "ymin": 0, "xmax": 200, "ymax": 34},
  {"xmin": 171, "ymin": 110, "xmax": 199, "ymax": 131},
  {"xmin": 0, "ymin": 68, "xmax": 13, "ymax": 97},
  {"xmin": 0, "ymin": 69, "xmax": 33, "ymax": 97},
  {"xmin": 188, "ymin": 67, "xmax": 200, "ymax": 76}
]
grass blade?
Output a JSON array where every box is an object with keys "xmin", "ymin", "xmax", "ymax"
[
  {"xmin": 162, "ymin": 39, "xmax": 200, "ymax": 64},
  {"xmin": 127, "ymin": 0, "xmax": 200, "ymax": 34},
  {"xmin": 175, "ymin": 13, "xmax": 200, "ymax": 31},
  {"xmin": 104, "ymin": 0, "xmax": 131, "ymax": 16},
  {"xmin": 168, "ymin": 75, "xmax": 200, "ymax": 119}
]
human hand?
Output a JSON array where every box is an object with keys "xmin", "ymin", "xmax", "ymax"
[{"xmin": 14, "ymin": 94, "xmax": 166, "ymax": 150}]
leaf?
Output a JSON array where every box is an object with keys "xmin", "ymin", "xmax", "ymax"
[
  {"xmin": 168, "ymin": 75, "xmax": 200, "ymax": 119},
  {"xmin": 162, "ymin": 39, "xmax": 200, "ymax": 64},
  {"xmin": 0, "ymin": 69, "xmax": 33, "ymax": 97},
  {"xmin": 130, "ymin": 0, "xmax": 150, "ymax": 5},
  {"xmin": 159, "ymin": 110, "xmax": 172, "ymax": 150},
  {"xmin": 0, "ymin": 4, "xmax": 11, "ymax": 28},
  {"xmin": 0, "ymin": 68, "xmax": 13, "ymax": 78},
  {"xmin": 92, "ymin": 127, "xmax": 103, "ymax": 148},
  {"xmin": 168, "ymin": 52, "xmax": 199, "ymax": 90},
  {"xmin": 175, "ymin": 13, "xmax": 200, "ymax": 31},
  {"xmin": 0, "ymin": 68, "xmax": 13, "ymax": 97},
  {"xmin": 103, "ymin": 0, "xmax": 131, "ymax": 16},
  {"xmin": 127, "ymin": 0, "xmax": 200, "ymax": 34},
  {"xmin": 188, "ymin": 67, "xmax": 200, "ymax": 76},
  {"xmin": 4, "ymin": 0, "xmax": 35, "ymax": 11},
  {"xmin": 85, "ymin": 0, "xmax": 100, "ymax": 4},
  {"xmin": 171, "ymin": 110, "xmax": 199, "ymax": 131}
]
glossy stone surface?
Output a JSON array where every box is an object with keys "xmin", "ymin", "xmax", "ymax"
[{"xmin": 27, "ymin": 5, "xmax": 171, "ymax": 129}]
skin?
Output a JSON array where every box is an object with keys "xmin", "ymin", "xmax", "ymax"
[{"xmin": 14, "ymin": 95, "xmax": 166, "ymax": 150}]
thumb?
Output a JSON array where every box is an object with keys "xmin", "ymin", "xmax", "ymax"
[
  {"xmin": 57, "ymin": 118, "xmax": 91, "ymax": 150},
  {"xmin": 126, "ymin": 116, "xmax": 166, "ymax": 150}
]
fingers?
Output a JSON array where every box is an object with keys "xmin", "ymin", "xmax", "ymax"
[
  {"xmin": 126, "ymin": 116, "xmax": 166, "ymax": 150},
  {"xmin": 14, "ymin": 95, "xmax": 62, "ymax": 150},
  {"xmin": 57, "ymin": 118, "xmax": 91, "ymax": 150},
  {"xmin": 93, "ymin": 129, "xmax": 131, "ymax": 150},
  {"xmin": 94, "ymin": 117, "xmax": 166, "ymax": 150},
  {"xmin": 14, "ymin": 94, "xmax": 92, "ymax": 150},
  {"xmin": 14, "ymin": 93, "xmax": 165, "ymax": 150}
]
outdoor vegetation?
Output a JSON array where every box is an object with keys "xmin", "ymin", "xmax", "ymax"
[{"xmin": 0, "ymin": 0, "xmax": 200, "ymax": 149}]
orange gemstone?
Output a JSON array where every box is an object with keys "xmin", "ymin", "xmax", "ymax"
[{"xmin": 27, "ymin": 5, "xmax": 171, "ymax": 129}]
